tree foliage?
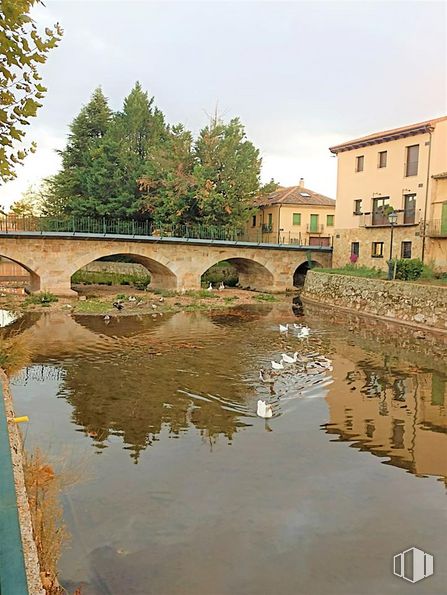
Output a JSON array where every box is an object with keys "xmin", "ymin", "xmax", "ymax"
[
  {"xmin": 44, "ymin": 85, "xmax": 265, "ymax": 229},
  {"xmin": 9, "ymin": 181, "xmax": 47, "ymax": 215},
  {"xmin": 0, "ymin": 0, "xmax": 62, "ymax": 182}
]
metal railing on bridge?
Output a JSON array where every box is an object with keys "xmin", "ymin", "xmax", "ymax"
[{"xmin": 0, "ymin": 215, "xmax": 333, "ymax": 247}]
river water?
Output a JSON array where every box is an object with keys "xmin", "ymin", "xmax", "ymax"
[{"xmin": 5, "ymin": 301, "xmax": 447, "ymax": 595}]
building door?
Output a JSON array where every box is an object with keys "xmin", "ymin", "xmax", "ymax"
[
  {"xmin": 441, "ymin": 202, "xmax": 447, "ymax": 236},
  {"xmin": 403, "ymin": 194, "xmax": 416, "ymax": 224},
  {"xmin": 309, "ymin": 214, "xmax": 319, "ymax": 232}
]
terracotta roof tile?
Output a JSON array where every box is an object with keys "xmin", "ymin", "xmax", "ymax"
[{"xmin": 255, "ymin": 185, "xmax": 335, "ymax": 207}]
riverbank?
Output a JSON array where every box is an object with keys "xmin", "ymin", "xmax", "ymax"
[
  {"xmin": 302, "ymin": 270, "xmax": 447, "ymax": 332},
  {"xmin": 0, "ymin": 285, "xmax": 281, "ymax": 317}
]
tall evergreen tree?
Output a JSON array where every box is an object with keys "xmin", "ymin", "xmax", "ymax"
[
  {"xmin": 44, "ymin": 87, "xmax": 112, "ymax": 214},
  {"xmin": 139, "ymin": 124, "xmax": 196, "ymax": 224},
  {"xmin": 193, "ymin": 116, "xmax": 261, "ymax": 228}
]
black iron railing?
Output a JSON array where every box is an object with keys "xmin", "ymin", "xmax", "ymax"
[
  {"xmin": 0, "ymin": 215, "xmax": 333, "ymax": 247},
  {"xmin": 360, "ymin": 209, "xmax": 420, "ymax": 227}
]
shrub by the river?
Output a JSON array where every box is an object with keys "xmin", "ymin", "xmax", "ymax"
[
  {"xmin": 201, "ymin": 262, "xmax": 239, "ymax": 287},
  {"xmin": 318, "ymin": 265, "xmax": 385, "ymax": 278},
  {"xmin": 71, "ymin": 270, "xmax": 150, "ymax": 290},
  {"xmin": 24, "ymin": 292, "xmax": 58, "ymax": 306},
  {"xmin": 392, "ymin": 258, "xmax": 424, "ymax": 281},
  {"xmin": 254, "ymin": 293, "xmax": 277, "ymax": 302}
]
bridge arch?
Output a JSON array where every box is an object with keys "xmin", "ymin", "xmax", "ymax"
[
  {"xmin": 0, "ymin": 254, "xmax": 40, "ymax": 291},
  {"xmin": 200, "ymin": 257, "xmax": 274, "ymax": 291},
  {"xmin": 70, "ymin": 251, "xmax": 178, "ymax": 290},
  {"xmin": 293, "ymin": 260, "xmax": 322, "ymax": 287}
]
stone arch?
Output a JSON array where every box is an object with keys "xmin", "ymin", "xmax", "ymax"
[
  {"xmin": 200, "ymin": 256, "xmax": 274, "ymax": 291},
  {"xmin": 293, "ymin": 260, "xmax": 322, "ymax": 287},
  {"xmin": 70, "ymin": 251, "xmax": 178, "ymax": 290},
  {"xmin": 0, "ymin": 254, "xmax": 40, "ymax": 291}
]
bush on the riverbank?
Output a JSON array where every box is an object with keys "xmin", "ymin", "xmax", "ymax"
[
  {"xmin": 391, "ymin": 258, "xmax": 423, "ymax": 281},
  {"xmin": 0, "ymin": 336, "xmax": 30, "ymax": 375},
  {"xmin": 254, "ymin": 293, "xmax": 277, "ymax": 302},
  {"xmin": 71, "ymin": 270, "xmax": 151, "ymax": 289},
  {"xmin": 24, "ymin": 292, "xmax": 58, "ymax": 306}
]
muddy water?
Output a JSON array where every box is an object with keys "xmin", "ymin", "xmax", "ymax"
[{"xmin": 7, "ymin": 302, "xmax": 447, "ymax": 595}]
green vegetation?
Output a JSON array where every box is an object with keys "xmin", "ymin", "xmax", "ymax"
[
  {"xmin": 24, "ymin": 291, "xmax": 58, "ymax": 306},
  {"xmin": 391, "ymin": 258, "xmax": 424, "ymax": 281},
  {"xmin": 223, "ymin": 296, "xmax": 239, "ymax": 304},
  {"xmin": 74, "ymin": 299, "xmax": 111, "ymax": 314},
  {"xmin": 71, "ymin": 270, "xmax": 150, "ymax": 289},
  {"xmin": 254, "ymin": 293, "xmax": 278, "ymax": 302},
  {"xmin": 0, "ymin": 0, "xmax": 63, "ymax": 182},
  {"xmin": 318, "ymin": 265, "xmax": 385, "ymax": 278},
  {"xmin": 41, "ymin": 84, "xmax": 277, "ymax": 229}
]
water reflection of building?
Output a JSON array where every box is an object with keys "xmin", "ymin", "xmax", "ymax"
[{"xmin": 324, "ymin": 357, "xmax": 447, "ymax": 482}]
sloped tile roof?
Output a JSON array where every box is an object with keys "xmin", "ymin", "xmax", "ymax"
[
  {"xmin": 330, "ymin": 116, "xmax": 447, "ymax": 154},
  {"xmin": 255, "ymin": 185, "xmax": 335, "ymax": 207}
]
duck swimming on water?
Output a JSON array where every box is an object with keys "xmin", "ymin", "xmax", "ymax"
[{"xmin": 257, "ymin": 400, "xmax": 273, "ymax": 418}]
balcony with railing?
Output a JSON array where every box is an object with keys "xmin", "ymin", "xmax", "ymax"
[
  {"xmin": 359, "ymin": 209, "xmax": 420, "ymax": 228},
  {"xmin": 427, "ymin": 220, "xmax": 447, "ymax": 238},
  {"xmin": 306, "ymin": 223, "xmax": 324, "ymax": 234}
]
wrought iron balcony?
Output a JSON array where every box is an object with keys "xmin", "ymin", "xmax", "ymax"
[
  {"xmin": 306, "ymin": 223, "xmax": 324, "ymax": 234},
  {"xmin": 427, "ymin": 219, "xmax": 447, "ymax": 238},
  {"xmin": 360, "ymin": 209, "xmax": 420, "ymax": 228}
]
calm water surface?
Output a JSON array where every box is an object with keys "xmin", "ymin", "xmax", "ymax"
[{"xmin": 6, "ymin": 301, "xmax": 447, "ymax": 595}]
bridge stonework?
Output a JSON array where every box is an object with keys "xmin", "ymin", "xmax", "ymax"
[{"xmin": 0, "ymin": 234, "xmax": 332, "ymax": 296}]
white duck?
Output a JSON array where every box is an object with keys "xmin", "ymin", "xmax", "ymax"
[
  {"xmin": 271, "ymin": 360, "xmax": 284, "ymax": 371},
  {"xmin": 279, "ymin": 324, "xmax": 288, "ymax": 333},
  {"xmin": 281, "ymin": 352, "xmax": 299, "ymax": 364},
  {"xmin": 257, "ymin": 400, "xmax": 273, "ymax": 418},
  {"xmin": 218, "ymin": 282, "xmax": 225, "ymax": 291},
  {"xmin": 296, "ymin": 326, "xmax": 310, "ymax": 339},
  {"xmin": 207, "ymin": 283, "xmax": 213, "ymax": 291}
]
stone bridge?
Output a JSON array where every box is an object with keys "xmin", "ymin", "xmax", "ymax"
[{"xmin": 0, "ymin": 232, "xmax": 332, "ymax": 296}]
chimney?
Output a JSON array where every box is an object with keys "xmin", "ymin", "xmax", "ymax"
[{"xmin": 299, "ymin": 178, "xmax": 305, "ymax": 188}]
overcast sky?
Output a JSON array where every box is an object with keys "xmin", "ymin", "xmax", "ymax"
[{"xmin": 1, "ymin": 0, "xmax": 446, "ymax": 209}]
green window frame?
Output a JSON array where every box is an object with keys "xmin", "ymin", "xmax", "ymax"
[
  {"xmin": 326, "ymin": 214, "xmax": 334, "ymax": 226},
  {"xmin": 292, "ymin": 213, "xmax": 301, "ymax": 226}
]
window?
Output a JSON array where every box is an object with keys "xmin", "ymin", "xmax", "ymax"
[
  {"xmin": 353, "ymin": 199, "xmax": 362, "ymax": 215},
  {"xmin": 351, "ymin": 241, "xmax": 360, "ymax": 256},
  {"xmin": 378, "ymin": 151, "xmax": 387, "ymax": 168},
  {"xmin": 355, "ymin": 155, "xmax": 364, "ymax": 172},
  {"xmin": 372, "ymin": 196, "xmax": 390, "ymax": 225},
  {"xmin": 371, "ymin": 242, "xmax": 384, "ymax": 258},
  {"xmin": 300, "ymin": 192, "xmax": 311, "ymax": 198},
  {"xmin": 326, "ymin": 214, "xmax": 334, "ymax": 226},
  {"xmin": 268, "ymin": 213, "xmax": 273, "ymax": 226},
  {"xmin": 292, "ymin": 213, "xmax": 301, "ymax": 225},
  {"xmin": 401, "ymin": 241, "xmax": 412, "ymax": 259},
  {"xmin": 252, "ymin": 215, "xmax": 256, "ymax": 227},
  {"xmin": 405, "ymin": 144, "xmax": 419, "ymax": 176}
]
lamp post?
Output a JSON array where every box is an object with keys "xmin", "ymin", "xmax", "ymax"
[{"xmin": 387, "ymin": 210, "xmax": 398, "ymax": 280}]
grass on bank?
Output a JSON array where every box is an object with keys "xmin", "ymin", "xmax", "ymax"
[
  {"xmin": 71, "ymin": 270, "xmax": 151, "ymax": 290},
  {"xmin": 317, "ymin": 262, "xmax": 447, "ymax": 285}
]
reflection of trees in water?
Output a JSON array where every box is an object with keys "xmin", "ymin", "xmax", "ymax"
[
  {"xmin": 56, "ymin": 349, "xmax": 251, "ymax": 463},
  {"xmin": 13, "ymin": 364, "xmax": 66, "ymax": 384}
]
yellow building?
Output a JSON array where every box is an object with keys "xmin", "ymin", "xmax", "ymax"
[
  {"xmin": 329, "ymin": 116, "xmax": 447, "ymax": 270},
  {"xmin": 246, "ymin": 179, "xmax": 335, "ymax": 246}
]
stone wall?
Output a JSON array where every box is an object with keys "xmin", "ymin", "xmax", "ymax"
[{"xmin": 302, "ymin": 270, "xmax": 447, "ymax": 331}]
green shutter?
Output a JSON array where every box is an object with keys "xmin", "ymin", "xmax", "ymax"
[
  {"xmin": 292, "ymin": 213, "xmax": 301, "ymax": 225},
  {"xmin": 310, "ymin": 214, "xmax": 319, "ymax": 232},
  {"xmin": 441, "ymin": 203, "xmax": 447, "ymax": 236},
  {"xmin": 327, "ymin": 215, "xmax": 334, "ymax": 226}
]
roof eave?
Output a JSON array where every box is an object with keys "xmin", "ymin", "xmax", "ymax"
[{"xmin": 329, "ymin": 124, "xmax": 435, "ymax": 154}]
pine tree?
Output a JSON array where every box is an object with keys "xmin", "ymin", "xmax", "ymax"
[{"xmin": 193, "ymin": 116, "xmax": 261, "ymax": 228}]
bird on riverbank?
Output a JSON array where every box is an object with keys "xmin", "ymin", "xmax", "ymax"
[
  {"xmin": 257, "ymin": 399, "xmax": 273, "ymax": 418},
  {"xmin": 207, "ymin": 283, "xmax": 213, "ymax": 291},
  {"xmin": 218, "ymin": 282, "xmax": 225, "ymax": 291},
  {"xmin": 279, "ymin": 324, "xmax": 288, "ymax": 333},
  {"xmin": 296, "ymin": 326, "xmax": 310, "ymax": 338},
  {"xmin": 113, "ymin": 302, "xmax": 124, "ymax": 311},
  {"xmin": 271, "ymin": 360, "xmax": 284, "ymax": 370},
  {"xmin": 159, "ymin": 296, "xmax": 164, "ymax": 303},
  {"xmin": 128, "ymin": 296, "xmax": 137, "ymax": 302},
  {"xmin": 104, "ymin": 315, "xmax": 110, "ymax": 323},
  {"xmin": 281, "ymin": 352, "xmax": 299, "ymax": 364}
]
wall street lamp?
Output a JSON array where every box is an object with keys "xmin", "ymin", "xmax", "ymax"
[{"xmin": 387, "ymin": 211, "xmax": 398, "ymax": 280}]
